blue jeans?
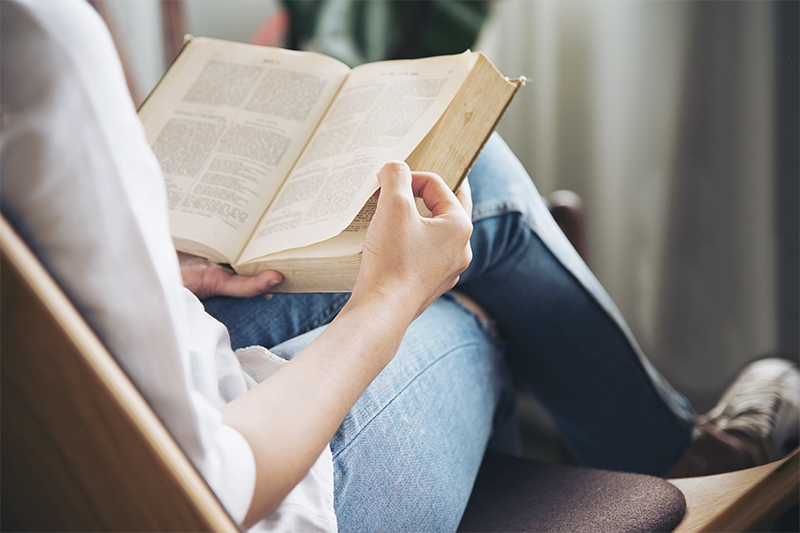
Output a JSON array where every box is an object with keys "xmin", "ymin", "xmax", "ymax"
[{"xmin": 203, "ymin": 134, "xmax": 696, "ymax": 532}]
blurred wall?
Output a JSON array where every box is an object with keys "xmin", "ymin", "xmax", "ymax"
[
  {"xmin": 478, "ymin": 0, "xmax": 791, "ymax": 411},
  {"xmin": 774, "ymin": 0, "xmax": 800, "ymax": 380},
  {"xmin": 104, "ymin": 0, "xmax": 278, "ymax": 102}
]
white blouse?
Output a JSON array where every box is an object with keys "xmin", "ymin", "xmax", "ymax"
[{"xmin": 0, "ymin": 0, "xmax": 336, "ymax": 530}]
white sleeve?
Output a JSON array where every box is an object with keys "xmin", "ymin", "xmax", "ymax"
[{"xmin": 0, "ymin": 0, "xmax": 255, "ymax": 523}]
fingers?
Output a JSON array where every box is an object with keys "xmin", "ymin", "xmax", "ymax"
[
  {"xmin": 218, "ymin": 269, "xmax": 282, "ymax": 299},
  {"xmin": 408, "ymin": 172, "xmax": 455, "ymax": 217},
  {"xmin": 456, "ymin": 178, "xmax": 473, "ymax": 219},
  {"xmin": 179, "ymin": 252, "xmax": 282, "ymax": 299},
  {"xmin": 376, "ymin": 161, "xmax": 415, "ymax": 212},
  {"xmin": 376, "ymin": 162, "xmax": 470, "ymax": 222}
]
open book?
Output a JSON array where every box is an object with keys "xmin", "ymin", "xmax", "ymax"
[{"xmin": 139, "ymin": 37, "xmax": 523, "ymax": 292}]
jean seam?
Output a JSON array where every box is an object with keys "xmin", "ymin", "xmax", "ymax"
[
  {"xmin": 472, "ymin": 200, "xmax": 527, "ymax": 223},
  {"xmin": 331, "ymin": 338, "xmax": 497, "ymax": 461}
]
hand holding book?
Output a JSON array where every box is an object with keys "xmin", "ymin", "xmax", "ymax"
[
  {"xmin": 140, "ymin": 38, "xmax": 522, "ymax": 292},
  {"xmin": 177, "ymin": 252, "xmax": 282, "ymax": 299},
  {"xmin": 352, "ymin": 163, "xmax": 473, "ymax": 320}
]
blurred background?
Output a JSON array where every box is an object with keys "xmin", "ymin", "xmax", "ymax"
[{"xmin": 93, "ymin": 0, "xmax": 798, "ymax": 461}]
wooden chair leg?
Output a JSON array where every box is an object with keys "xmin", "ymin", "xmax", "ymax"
[
  {"xmin": 161, "ymin": 0, "xmax": 186, "ymax": 65},
  {"xmin": 547, "ymin": 190, "xmax": 588, "ymax": 262},
  {"xmin": 87, "ymin": 1, "xmax": 141, "ymax": 105}
]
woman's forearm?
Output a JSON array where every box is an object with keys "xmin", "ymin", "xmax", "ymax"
[{"xmin": 221, "ymin": 292, "xmax": 416, "ymax": 528}]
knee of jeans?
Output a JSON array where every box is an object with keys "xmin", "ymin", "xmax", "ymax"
[
  {"xmin": 462, "ymin": 210, "xmax": 530, "ymax": 283},
  {"xmin": 333, "ymin": 463, "xmax": 471, "ymax": 533},
  {"xmin": 447, "ymin": 290, "xmax": 500, "ymax": 340}
]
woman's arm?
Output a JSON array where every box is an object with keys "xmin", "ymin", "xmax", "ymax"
[{"xmin": 218, "ymin": 161, "xmax": 473, "ymax": 528}]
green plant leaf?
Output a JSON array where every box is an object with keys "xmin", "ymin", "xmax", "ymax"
[
  {"xmin": 314, "ymin": 0, "xmax": 364, "ymax": 67},
  {"xmin": 363, "ymin": 0, "xmax": 390, "ymax": 63},
  {"xmin": 281, "ymin": 0, "xmax": 490, "ymax": 66}
]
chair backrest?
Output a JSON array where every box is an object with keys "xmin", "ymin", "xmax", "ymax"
[{"xmin": 0, "ymin": 215, "xmax": 238, "ymax": 532}]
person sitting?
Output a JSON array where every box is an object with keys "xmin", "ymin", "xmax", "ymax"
[{"xmin": 2, "ymin": 0, "xmax": 797, "ymax": 531}]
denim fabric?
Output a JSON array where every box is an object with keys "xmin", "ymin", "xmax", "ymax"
[
  {"xmin": 203, "ymin": 134, "xmax": 695, "ymax": 532},
  {"xmin": 458, "ymin": 135, "xmax": 695, "ymax": 473}
]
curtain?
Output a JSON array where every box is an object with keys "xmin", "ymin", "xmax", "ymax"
[{"xmin": 477, "ymin": 0, "xmax": 785, "ymax": 411}]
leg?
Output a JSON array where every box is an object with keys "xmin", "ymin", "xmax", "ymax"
[
  {"xmin": 269, "ymin": 294, "xmax": 515, "ymax": 532},
  {"xmin": 457, "ymin": 134, "xmax": 696, "ymax": 475},
  {"xmin": 203, "ymin": 292, "xmax": 350, "ymax": 350},
  {"xmin": 206, "ymin": 134, "xmax": 695, "ymax": 476}
]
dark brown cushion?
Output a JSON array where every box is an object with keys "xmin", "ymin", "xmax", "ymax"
[{"xmin": 458, "ymin": 452, "xmax": 686, "ymax": 533}]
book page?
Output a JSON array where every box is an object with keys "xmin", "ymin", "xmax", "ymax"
[
  {"xmin": 237, "ymin": 51, "xmax": 473, "ymax": 263},
  {"xmin": 140, "ymin": 38, "xmax": 350, "ymax": 263},
  {"xmin": 241, "ymin": 196, "xmax": 375, "ymax": 266}
]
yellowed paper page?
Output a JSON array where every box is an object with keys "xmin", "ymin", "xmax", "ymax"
[
  {"xmin": 141, "ymin": 38, "xmax": 350, "ymax": 263},
  {"xmin": 237, "ymin": 51, "xmax": 473, "ymax": 263}
]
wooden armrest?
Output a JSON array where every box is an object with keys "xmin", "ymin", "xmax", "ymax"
[{"xmin": 670, "ymin": 447, "xmax": 799, "ymax": 532}]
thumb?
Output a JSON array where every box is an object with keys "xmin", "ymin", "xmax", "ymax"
[{"xmin": 376, "ymin": 161, "xmax": 415, "ymax": 211}]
